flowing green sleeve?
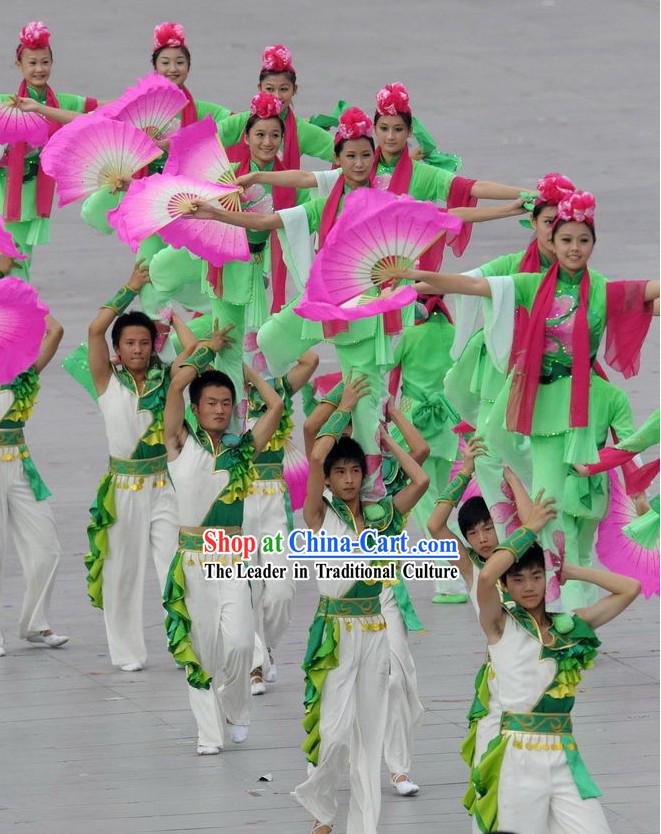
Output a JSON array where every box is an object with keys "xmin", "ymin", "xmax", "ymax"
[
  {"xmin": 478, "ymin": 251, "xmax": 525, "ymax": 279},
  {"xmin": 217, "ymin": 111, "xmax": 249, "ymax": 147},
  {"xmin": 195, "ymin": 100, "xmax": 232, "ymax": 125},
  {"xmin": 295, "ymin": 117, "xmax": 335, "ymax": 163},
  {"xmin": 411, "ymin": 115, "xmax": 462, "ymax": 172},
  {"xmin": 608, "ymin": 385, "xmax": 636, "ymax": 443},
  {"xmin": 302, "ymin": 196, "xmax": 326, "ymax": 234},
  {"xmin": 55, "ymin": 93, "xmax": 87, "ymax": 112},
  {"xmin": 512, "ymin": 272, "xmax": 544, "ymax": 311},
  {"xmin": 410, "ymin": 161, "xmax": 454, "ymax": 203}
]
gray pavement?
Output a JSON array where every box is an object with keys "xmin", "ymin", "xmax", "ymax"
[{"xmin": 0, "ymin": 1, "xmax": 658, "ymax": 832}]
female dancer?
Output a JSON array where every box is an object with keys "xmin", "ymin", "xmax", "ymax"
[
  {"xmin": 0, "ymin": 22, "xmax": 97, "ymax": 281},
  {"xmin": 85, "ymin": 261, "xmax": 196, "ymax": 671},
  {"xmin": 399, "ymin": 191, "xmax": 659, "ymax": 605}
]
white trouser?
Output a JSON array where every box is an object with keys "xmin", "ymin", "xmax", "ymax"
[
  {"xmin": 102, "ymin": 477, "xmax": 178, "ymax": 666},
  {"xmin": 381, "ymin": 586, "xmax": 423, "ymax": 776},
  {"xmin": 0, "ymin": 457, "xmax": 60, "ymax": 644},
  {"xmin": 498, "ymin": 735, "xmax": 611, "ymax": 834},
  {"xmin": 183, "ymin": 553, "xmax": 254, "ymax": 747},
  {"xmin": 294, "ymin": 621, "xmax": 390, "ymax": 834},
  {"xmin": 242, "ymin": 482, "xmax": 295, "ymax": 668}
]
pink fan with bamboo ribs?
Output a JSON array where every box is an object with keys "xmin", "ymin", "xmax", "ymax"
[
  {"xmin": 107, "ymin": 173, "xmax": 249, "ymax": 267},
  {"xmin": 0, "ymin": 96, "xmax": 49, "ymax": 146},
  {"xmin": 0, "ymin": 217, "xmax": 27, "ymax": 260},
  {"xmin": 596, "ymin": 471, "xmax": 659, "ymax": 598},
  {"xmin": 165, "ymin": 114, "xmax": 237, "ymax": 185},
  {"xmin": 95, "ymin": 73, "xmax": 187, "ymax": 139},
  {"xmin": 284, "ymin": 439, "xmax": 309, "ymax": 511},
  {"xmin": 0, "ymin": 277, "xmax": 48, "ymax": 383},
  {"xmin": 295, "ymin": 189, "xmax": 464, "ymax": 322},
  {"xmin": 40, "ymin": 117, "xmax": 163, "ymax": 206}
]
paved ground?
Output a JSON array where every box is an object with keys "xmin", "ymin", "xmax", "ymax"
[{"xmin": 0, "ymin": 1, "xmax": 658, "ymax": 832}]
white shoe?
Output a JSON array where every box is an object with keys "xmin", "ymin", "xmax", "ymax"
[
  {"xmin": 26, "ymin": 631, "xmax": 69, "ymax": 648},
  {"xmin": 0, "ymin": 646, "xmax": 5, "ymax": 657},
  {"xmin": 196, "ymin": 744, "xmax": 221, "ymax": 755},
  {"xmin": 227, "ymin": 723, "xmax": 249, "ymax": 744},
  {"xmin": 391, "ymin": 773, "xmax": 420, "ymax": 796},
  {"xmin": 264, "ymin": 651, "xmax": 277, "ymax": 683},
  {"xmin": 120, "ymin": 662, "xmax": 143, "ymax": 672},
  {"xmin": 250, "ymin": 667, "xmax": 266, "ymax": 695}
]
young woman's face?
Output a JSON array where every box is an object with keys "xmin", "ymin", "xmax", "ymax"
[
  {"xmin": 154, "ymin": 48, "xmax": 190, "ymax": 87},
  {"xmin": 375, "ymin": 114, "xmax": 411, "ymax": 157},
  {"xmin": 115, "ymin": 326, "xmax": 153, "ymax": 373},
  {"xmin": 551, "ymin": 221, "xmax": 595, "ymax": 273},
  {"xmin": 530, "ymin": 205, "xmax": 557, "ymax": 255},
  {"xmin": 16, "ymin": 48, "xmax": 52, "ymax": 88},
  {"xmin": 244, "ymin": 118, "xmax": 283, "ymax": 165},
  {"xmin": 258, "ymin": 74, "xmax": 296, "ymax": 109},
  {"xmin": 336, "ymin": 138, "xmax": 374, "ymax": 185}
]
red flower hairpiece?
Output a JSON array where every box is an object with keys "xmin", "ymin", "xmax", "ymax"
[
  {"xmin": 556, "ymin": 191, "xmax": 596, "ymax": 224},
  {"xmin": 153, "ymin": 22, "xmax": 186, "ymax": 50},
  {"xmin": 375, "ymin": 82, "xmax": 411, "ymax": 116},
  {"xmin": 17, "ymin": 21, "xmax": 51, "ymax": 56},
  {"xmin": 261, "ymin": 44, "xmax": 295, "ymax": 73},
  {"xmin": 250, "ymin": 92, "xmax": 284, "ymax": 119},
  {"xmin": 335, "ymin": 107, "xmax": 373, "ymax": 145},
  {"xmin": 537, "ymin": 172, "xmax": 576, "ymax": 206}
]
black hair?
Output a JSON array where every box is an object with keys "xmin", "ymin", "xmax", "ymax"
[
  {"xmin": 151, "ymin": 44, "xmax": 191, "ymax": 68},
  {"xmin": 458, "ymin": 496, "xmax": 492, "ymax": 539},
  {"xmin": 323, "ymin": 436, "xmax": 367, "ymax": 478},
  {"xmin": 501, "ymin": 543, "xmax": 545, "ymax": 584},
  {"xmin": 244, "ymin": 112, "xmax": 286, "ymax": 136},
  {"xmin": 111, "ymin": 312, "xmax": 157, "ymax": 351},
  {"xmin": 334, "ymin": 134, "xmax": 376, "ymax": 156},
  {"xmin": 532, "ymin": 201, "xmax": 551, "ymax": 220},
  {"xmin": 373, "ymin": 110, "xmax": 413, "ymax": 130},
  {"xmin": 259, "ymin": 68, "xmax": 297, "ymax": 86},
  {"xmin": 190, "ymin": 369, "xmax": 236, "ymax": 407},
  {"xmin": 551, "ymin": 218, "xmax": 596, "ymax": 243}
]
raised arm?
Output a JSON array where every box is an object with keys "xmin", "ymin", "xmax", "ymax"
[
  {"xmin": 243, "ymin": 365, "xmax": 284, "ymax": 455},
  {"xmin": 470, "ymin": 181, "xmax": 535, "ymax": 200},
  {"xmin": 644, "ymin": 279, "xmax": 660, "ymax": 302},
  {"xmin": 568, "ymin": 565, "xmax": 640, "ymax": 628},
  {"xmin": 286, "ymin": 350, "xmax": 320, "ymax": 394},
  {"xmin": 188, "ymin": 201, "xmax": 283, "ymax": 231},
  {"xmin": 402, "ymin": 269, "xmax": 491, "ymax": 298},
  {"xmin": 16, "ymin": 97, "xmax": 82, "ymax": 124},
  {"xmin": 380, "ymin": 428, "xmax": 430, "ymax": 515},
  {"xmin": 87, "ymin": 260, "xmax": 150, "ymax": 396},
  {"xmin": 303, "ymin": 379, "xmax": 345, "ymax": 458},
  {"xmin": 303, "ymin": 373, "xmax": 370, "ymax": 531},
  {"xmin": 235, "ymin": 168, "xmax": 318, "ymax": 191},
  {"xmin": 478, "ymin": 490, "xmax": 557, "ymax": 641},
  {"xmin": 169, "ymin": 313, "xmax": 198, "ymax": 376},
  {"xmin": 449, "ymin": 198, "xmax": 526, "ymax": 224},
  {"xmin": 386, "ymin": 397, "xmax": 429, "ymax": 464},
  {"xmin": 33, "ymin": 314, "xmax": 64, "ymax": 373},
  {"xmin": 503, "ymin": 465, "xmax": 534, "ymax": 524}
]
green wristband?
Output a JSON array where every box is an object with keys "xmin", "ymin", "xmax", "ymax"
[
  {"xmin": 181, "ymin": 345, "xmax": 216, "ymax": 375},
  {"xmin": 497, "ymin": 526, "xmax": 537, "ymax": 561},
  {"xmin": 436, "ymin": 470, "xmax": 471, "ymax": 506},
  {"xmin": 317, "ymin": 408, "xmax": 351, "ymax": 442},
  {"xmin": 102, "ymin": 284, "xmax": 138, "ymax": 315},
  {"xmin": 319, "ymin": 380, "xmax": 345, "ymax": 408}
]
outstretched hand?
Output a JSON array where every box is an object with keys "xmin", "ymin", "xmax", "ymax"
[
  {"xmin": 525, "ymin": 489, "xmax": 557, "ymax": 534},
  {"xmin": 339, "ymin": 371, "xmax": 370, "ymax": 411},
  {"xmin": 126, "ymin": 258, "xmax": 150, "ymax": 291},
  {"xmin": 205, "ymin": 322, "xmax": 236, "ymax": 353},
  {"xmin": 461, "ymin": 435, "xmax": 487, "ymax": 475}
]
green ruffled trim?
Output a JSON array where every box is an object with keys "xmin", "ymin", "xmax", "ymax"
[
  {"xmin": 301, "ymin": 616, "xmax": 340, "ymax": 765},
  {"xmin": 0, "ymin": 366, "xmax": 39, "ymax": 425},
  {"xmin": 220, "ymin": 431, "xmax": 257, "ymax": 505},
  {"xmin": 464, "ymin": 733, "xmax": 509, "ymax": 831},
  {"xmin": 61, "ymin": 342, "xmax": 98, "ymax": 402},
  {"xmin": 623, "ymin": 496, "xmax": 660, "ymax": 550},
  {"xmin": 248, "ymin": 378, "xmax": 294, "ymax": 452},
  {"xmin": 461, "ymin": 662, "xmax": 492, "ymax": 767},
  {"xmin": 163, "ymin": 552, "xmax": 213, "ymax": 689},
  {"xmin": 616, "ymin": 408, "xmax": 660, "ymax": 454},
  {"xmin": 84, "ymin": 473, "xmax": 116, "ymax": 609}
]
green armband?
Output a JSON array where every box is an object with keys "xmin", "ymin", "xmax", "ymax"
[
  {"xmin": 181, "ymin": 344, "xmax": 216, "ymax": 375},
  {"xmin": 436, "ymin": 470, "xmax": 471, "ymax": 506},
  {"xmin": 497, "ymin": 526, "xmax": 537, "ymax": 561},
  {"xmin": 317, "ymin": 408, "xmax": 351, "ymax": 442},
  {"xmin": 319, "ymin": 380, "xmax": 345, "ymax": 408},
  {"xmin": 102, "ymin": 284, "xmax": 137, "ymax": 315}
]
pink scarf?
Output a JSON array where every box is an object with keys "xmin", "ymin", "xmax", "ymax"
[
  {"xmin": 5, "ymin": 81, "xmax": 95, "ymax": 221},
  {"xmin": 180, "ymin": 85, "xmax": 198, "ymax": 127},
  {"xmin": 517, "ymin": 237, "xmax": 543, "ymax": 273},
  {"xmin": 445, "ymin": 176, "xmax": 477, "ymax": 257},
  {"xmin": 506, "ymin": 262, "xmax": 591, "ymax": 435}
]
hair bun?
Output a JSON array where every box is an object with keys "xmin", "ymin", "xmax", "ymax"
[
  {"xmin": 375, "ymin": 82, "xmax": 411, "ymax": 116},
  {"xmin": 250, "ymin": 92, "xmax": 284, "ymax": 119},
  {"xmin": 18, "ymin": 21, "xmax": 51, "ymax": 51},
  {"xmin": 556, "ymin": 191, "xmax": 596, "ymax": 223},
  {"xmin": 153, "ymin": 22, "xmax": 186, "ymax": 50},
  {"xmin": 261, "ymin": 44, "xmax": 295, "ymax": 73},
  {"xmin": 536, "ymin": 172, "xmax": 576, "ymax": 206},
  {"xmin": 336, "ymin": 107, "xmax": 373, "ymax": 143}
]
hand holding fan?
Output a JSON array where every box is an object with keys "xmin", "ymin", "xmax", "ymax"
[
  {"xmin": 40, "ymin": 117, "xmax": 163, "ymax": 206},
  {"xmin": 294, "ymin": 189, "xmax": 463, "ymax": 322},
  {"xmin": 0, "ymin": 276, "xmax": 48, "ymax": 383},
  {"xmin": 0, "ymin": 96, "xmax": 49, "ymax": 146},
  {"xmin": 107, "ymin": 173, "xmax": 250, "ymax": 267},
  {"xmin": 95, "ymin": 73, "xmax": 188, "ymax": 139}
]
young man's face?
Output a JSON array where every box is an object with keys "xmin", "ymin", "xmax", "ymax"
[
  {"xmin": 465, "ymin": 519, "xmax": 499, "ymax": 559},
  {"xmin": 326, "ymin": 458, "xmax": 364, "ymax": 503},
  {"xmin": 503, "ymin": 565, "xmax": 546, "ymax": 610},
  {"xmin": 192, "ymin": 385, "xmax": 234, "ymax": 434}
]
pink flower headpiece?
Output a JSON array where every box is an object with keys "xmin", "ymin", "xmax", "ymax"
[
  {"xmin": 153, "ymin": 22, "xmax": 186, "ymax": 50},
  {"xmin": 250, "ymin": 92, "xmax": 284, "ymax": 119},
  {"xmin": 17, "ymin": 21, "xmax": 51, "ymax": 57},
  {"xmin": 556, "ymin": 191, "xmax": 596, "ymax": 224},
  {"xmin": 261, "ymin": 44, "xmax": 295, "ymax": 73},
  {"xmin": 536, "ymin": 172, "xmax": 576, "ymax": 207},
  {"xmin": 376, "ymin": 82, "xmax": 411, "ymax": 116},
  {"xmin": 335, "ymin": 107, "xmax": 373, "ymax": 146}
]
